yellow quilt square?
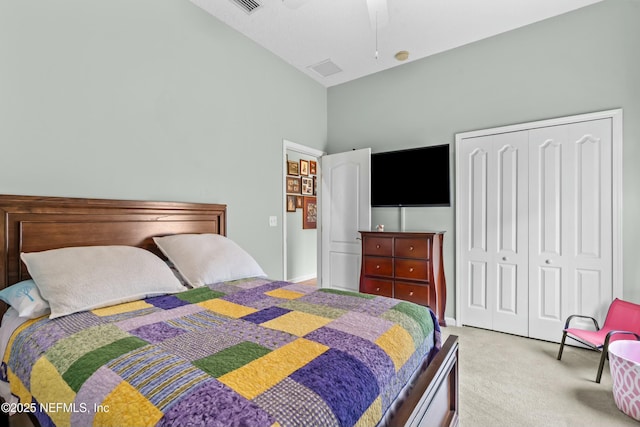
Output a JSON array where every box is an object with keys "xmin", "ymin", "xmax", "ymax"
[
  {"xmin": 7, "ymin": 368, "xmax": 31, "ymax": 409},
  {"xmin": 261, "ymin": 311, "xmax": 332, "ymax": 337},
  {"xmin": 219, "ymin": 338, "xmax": 328, "ymax": 399},
  {"xmin": 92, "ymin": 300, "xmax": 154, "ymax": 317},
  {"xmin": 198, "ymin": 299, "xmax": 257, "ymax": 318},
  {"xmin": 95, "ymin": 381, "xmax": 163, "ymax": 427},
  {"xmin": 265, "ymin": 289, "xmax": 305, "ymax": 300},
  {"xmin": 375, "ymin": 324, "xmax": 415, "ymax": 372},
  {"xmin": 30, "ymin": 357, "xmax": 77, "ymax": 427}
]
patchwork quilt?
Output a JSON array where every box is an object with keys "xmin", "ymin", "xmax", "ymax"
[{"xmin": 2, "ymin": 278, "xmax": 440, "ymax": 427}]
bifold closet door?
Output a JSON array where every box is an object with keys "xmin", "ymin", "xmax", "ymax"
[
  {"xmin": 528, "ymin": 119, "xmax": 613, "ymax": 342},
  {"xmin": 459, "ymin": 131, "xmax": 529, "ymax": 336}
]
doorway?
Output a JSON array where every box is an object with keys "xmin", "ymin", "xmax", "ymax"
[{"xmin": 282, "ymin": 140, "xmax": 324, "ymax": 284}]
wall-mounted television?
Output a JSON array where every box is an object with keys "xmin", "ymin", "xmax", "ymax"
[{"xmin": 371, "ymin": 144, "xmax": 451, "ymax": 207}]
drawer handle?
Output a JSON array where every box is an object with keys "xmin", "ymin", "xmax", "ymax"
[
  {"xmin": 409, "ymin": 246, "xmax": 414, "ymax": 251},
  {"xmin": 409, "ymin": 291, "xmax": 414, "ymax": 296},
  {"xmin": 409, "ymin": 267, "xmax": 414, "ymax": 272},
  {"xmin": 376, "ymin": 265, "xmax": 380, "ymax": 269},
  {"xmin": 375, "ymin": 287, "xmax": 380, "ymax": 292},
  {"xmin": 376, "ymin": 244, "xmax": 381, "ymax": 249}
]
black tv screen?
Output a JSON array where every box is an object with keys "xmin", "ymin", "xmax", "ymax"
[{"xmin": 371, "ymin": 144, "xmax": 450, "ymax": 207}]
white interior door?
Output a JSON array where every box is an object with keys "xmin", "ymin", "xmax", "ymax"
[
  {"xmin": 459, "ymin": 132, "xmax": 528, "ymax": 335},
  {"xmin": 320, "ymin": 148, "xmax": 371, "ymax": 291},
  {"xmin": 528, "ymin": 119, "xmax": 613, "ymax": 342}
]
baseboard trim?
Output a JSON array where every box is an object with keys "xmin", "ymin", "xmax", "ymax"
[{"xmin": 289, "ymin": 273, "xmax": 316, "ymax": 283}]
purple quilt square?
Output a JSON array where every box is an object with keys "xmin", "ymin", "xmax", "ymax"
[
  {"xmin": 306, "ymin": 327, "xmax": 395, "ymax": 388},
  {"xmin": 290, "ymin": 348, "xmax": 379, "ymax": 426},
  {"xmin": 130, "ymin": 322, "xmax": 186, "ymax": 344},
  {"xmin": 158, "ymin": 379, "xmax": 274, "ymax": 427},
  {"xmin": 146, "ymin": 294, "xmax": 190, "ymax": 310},
  {"xmin": 241, "ymin": 307, "xmax": 291, "ymax": 324}
]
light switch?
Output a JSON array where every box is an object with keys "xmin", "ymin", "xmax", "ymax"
[{"xmin": 269, "ymin": 216, "xmax": 278, "ymax": 227}]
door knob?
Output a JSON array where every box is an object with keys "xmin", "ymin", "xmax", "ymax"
[
  {"xmin": 545, "ymin": 259, "xmax": 552, "ymax": 264},
  {"xmin": 502, "ymin": 257, "xmax": 508, "ymax": 261}
]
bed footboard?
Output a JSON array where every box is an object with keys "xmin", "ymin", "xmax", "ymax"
[{"xmin": 389, "ymin": 335, "xmax": 459, "ymax": 427}]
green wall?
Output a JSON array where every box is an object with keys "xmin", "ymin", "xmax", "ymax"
[
  {"xmin": 0, "ymin": 0, "xmax": 327, "ymax": 279},
  {"xmin": 327, "ymin": 0, "xmax": 640, "ymax": 320}
]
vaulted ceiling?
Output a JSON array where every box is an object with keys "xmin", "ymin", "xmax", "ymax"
[{"xmin": 191, "ymin": 0, "xmax": 603, "ymax": 87}]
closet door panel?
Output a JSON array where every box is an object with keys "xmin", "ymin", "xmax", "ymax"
[
  {"xmin": 460, "ymin": 137, "xmax": 493, "ymax": 328},
  {"xmin": 529, "ymin": 126, "xmax": 571, "ymax": 341},
  {"xmin": 571, "ymin": 119, "xmax": 612, "ymax": 322},
  {"xmin": 492, "ymin": 132, "xmax": 529, "ymax": 335},
  {"xmin": 460, "ymin": 132, "xmax": 528, "ymax": 335}
]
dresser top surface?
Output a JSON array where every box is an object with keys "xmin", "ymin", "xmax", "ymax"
[{"xmin": 359, "ymin": 230, "xmax": 446, "ymax": 235}]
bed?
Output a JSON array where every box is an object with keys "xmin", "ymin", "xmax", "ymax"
[{"xmin": 0, "ymin": 194, "xmax": 458, "ymax": 427}]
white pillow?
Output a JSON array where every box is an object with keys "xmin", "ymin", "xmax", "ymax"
[
  {"xmin": 153, "ymin": 234, "xmax": 267, "ymax": 287},
  {"xmin": 0, "ymin": 280, "xmax": 50, "ymax": 319},
  {"xmin": 21, "ymin": 246, "xmax": 185, "ymax": 319}
]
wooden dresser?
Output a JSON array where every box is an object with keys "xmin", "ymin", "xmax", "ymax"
[{"xmin": 359, "ymin": 230, "xmax": 447, "ymax": 326}]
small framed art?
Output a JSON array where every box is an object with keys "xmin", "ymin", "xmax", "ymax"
[
  {"xmin": 300, "ymin": 159, "xmax": 309, "ymax": 176},
  {"xmin": 303, "ymin": 196, "xmax": 317, "ymax": 229},
  {"xmin": 296, "ymin": 195, "xmax": 303, "ymax": 209},
  {"xmin": 309, "ymin": 161, "xmax": 317, "ymax": 175},
  {"xmin": 286, "ymin": 195, "xmax": 297, "ymax": 212},
  {"xmin": 286, "ymin": 176, "xmax": 300, "ymax": 193},
  {"xmin": 301, "ymin": 177, "xmax": 313, "ymax": 195},
  {"xmin": 287, "ymin": 161, "xmax": 299, "ymax": 176}
]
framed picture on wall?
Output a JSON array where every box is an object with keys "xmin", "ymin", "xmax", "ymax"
[
  {"xmin": 286, "ymin": 195, "xmax": 297, "ymax": 212},
  {"xmin": 287, "ymin": 161, "xmax": 299, "ymax": 176},
  {"xmin": 300, "ymin": 159, "xmax": 309, "ymax": 176},
  {"xmin": 310, "ymin": 161, "xmax": 317, "ymax": 175},
  {"xmin": 303, "ymin": 196, "xmax": 317, "ymax": 229},
  {"xmin": 286, "ymin": 176, "xmax": 300, "ymax": 193},
  {"xmin": 296, "ymin": 196, "xmax": 303, "ymax": 209},
  {"xmin": 301, "ymin": 177, "xmax": 313, "ymax": 195}
]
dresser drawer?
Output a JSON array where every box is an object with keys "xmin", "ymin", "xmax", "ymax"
[
  {"xmin": 361, "ymin": 278, "xmax": 393, "ymax": 298},
  {"xmin": 363, "ymin": 256, "xmax": 393, "ymax": 277},
  {"xmin": 394, "ymin": 259, "xmax": 429, "ymax": 281},
  {"xmin": 394, "ymin": 237, "xmax": 429, "ymax": 259},
  {"xmin": 364, "ymin": 236, "xmax": 393, "ymax": 257},
  {"xmin": 395, "ymin": 282, "xmax": 431, "ymax": 306}
]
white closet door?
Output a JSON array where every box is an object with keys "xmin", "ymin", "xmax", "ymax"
[
  {"xmin": 459, "ymin": 132, "xmax": 529, "ymax": 335},
  {"xmin": 528, "ymin": 119, "xmax": 613, "ymax": 342}
]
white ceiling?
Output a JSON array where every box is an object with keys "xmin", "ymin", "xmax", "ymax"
[{"xmin": 190, "ymin": 0, "xmax": 603, "ymax": 87}]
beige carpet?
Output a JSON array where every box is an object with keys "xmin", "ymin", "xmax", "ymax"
[{"xmin": 441, "ymin": 325, "xmax": 638, "ymax": 427}]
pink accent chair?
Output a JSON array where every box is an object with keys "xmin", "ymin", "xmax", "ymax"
[{"xmin": 557, "ymin": 298, "xmax": 640, "ymax": 383}]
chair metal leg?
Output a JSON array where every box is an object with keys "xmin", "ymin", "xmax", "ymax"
[
  {"xmin": 557, "ymin": 331, "xmax": 568, "ymax": 360},
  {"xmin": 596, "ymin": 349, "xmax": 608, "ymax": 383}
]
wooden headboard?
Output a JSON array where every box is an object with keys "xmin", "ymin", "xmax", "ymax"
[{"xmin": 0, "ymin": 195, "xmax": 226, "ymax": 315}]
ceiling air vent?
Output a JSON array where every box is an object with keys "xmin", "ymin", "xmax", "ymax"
[
  {"xmin": 308, "ymin": 59, "xmax": 342, "ymax": 78},
  {"xmin": 230, "ymin": 0, "xmax": 262, "ymax": 14}
]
